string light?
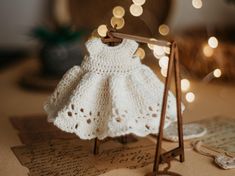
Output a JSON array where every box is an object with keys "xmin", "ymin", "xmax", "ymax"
[
  {"xmin": 159, "ymin": 24, "xmax": 170, "ymax": 36},
  {"xmin": 112, "ymin": 6, "xmax": 125, "ymax": 18},
  {"xmin": 186, "ymin": 92, "xmax": 195, "ymax": 103},
  {"xmin": 97, "ymin": 24, "xmax": 108, "ymax": 37},
  {"xmin": 111, "ymin": 17, "xmax": 125, "ymax": 29},
  {"xmin": 130, "ymin": 4, "xmax": 143, "ymax": 17},
  {"xmin": 213, "ymin": 69, "xmax": 222, "ymax": 78},
  {"xmin": 135, "ymin": 47, "xmax": 145, "ymax": 59},
  {"xmin": 110, "ymin": 6, "xmax": 126, "ymax": 31},
  {"xmin": 153, "ymin": 52, "xmax": 161, "ymax": 59},
  {"xmin": 132, "ymin": 0, "xmax": 146, "ymax": 6},
  {"xmin": 153, "ymin": 45, "xmax": 165, "ymax": 57},
  {"xmin": 161, "ymin": 68, "xmax": 168, "ymax": 77},
  {"xmin": 147, "ymin": 38, "xmax": 157, "ymax": 50},
  {"xmin": 208, "ymin": 36, "xmax": 218, "ymax": 49},
  {"xmin": 106, "ymin": 1, "xmax": 217, "ymax": 107},
  {"xmin": 105, "ymin": 1, "xmax": 211, "ymax": 107},
  {"xmin": 163, "ymin": 46, "xmax": 171, "ymax": 54},
  {"xmin": 203, "ymin": 44, "xmax": 214, "ymax": 57},
  {"xmin": 181, "ymin": 79, "xmax": 190, "ymax": 92},
  {"xmin": 192, "ymin": 0, "xmax": 203, "ymax": 9},
  {"xmin": 159, "ymin": 56, "xmax": 169, "ymax": 69}
]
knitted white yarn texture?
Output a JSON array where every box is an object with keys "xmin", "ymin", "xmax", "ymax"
[{"xmin": 44, "ymin": 38, "xmax": 185, "ymax": 140}]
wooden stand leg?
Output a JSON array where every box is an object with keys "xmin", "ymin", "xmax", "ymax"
[
  {"xmin": 93, "ymin": 138, "xmax": 99, "ymax": 155},
  {"xmin": 154, "ymin": 42, "xmax": 175, "ymax": 175},
  {"xmin": 174, "ymin": 46, "xmax": 185, "ymax": 163},
  {"xmin": 146, "ymin": 42, "xmax": 184, "ymax": 176},
  {"xmin": 93, "ymin": 135, "xmax": 137, "ymax": 155}
]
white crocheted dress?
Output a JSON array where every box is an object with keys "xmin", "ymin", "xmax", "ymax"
[{"xmin": 44, "ymin": 38, "xmax": 184, "ymax": 140}]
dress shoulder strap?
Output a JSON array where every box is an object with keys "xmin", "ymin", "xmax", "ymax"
[{"xmin": 85, "ymin": 38, "xmax": 103, "ymax": 56}]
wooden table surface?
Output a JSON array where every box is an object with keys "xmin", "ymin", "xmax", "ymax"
[{"xmin": 0, "ymin": 58, "xmax": 235, "ymax": 176}]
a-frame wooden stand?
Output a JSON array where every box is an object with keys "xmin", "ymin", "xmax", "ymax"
[
  {"xmin": 146, "ymin": 42, "xmax": 184, "ymax": 176},
  {"xmin": 93, "ymin": 30, "xmax": 185, "ymax": 175}
]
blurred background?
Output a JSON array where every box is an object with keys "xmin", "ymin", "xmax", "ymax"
[
  {"xmin": 1, "ymin": 0, "xmax": 235, "ymax": 81},
  {"xmin": 1, "ymin": 1, "xmax": 235, "ymax": 175},
  {"xmin": 0, "ymin": 0, "xmax": 234, "ymax": 105},
  {"xmin": 1, "ymin": 0, "xmax": 235, "ymax": 48},
  {"xmin": 0, "ymin": 0, "xmax": 235, "ymax": 103}
]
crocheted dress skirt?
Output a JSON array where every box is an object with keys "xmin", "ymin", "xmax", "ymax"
[{"xmin": 44, "ymin": 38, "xmax": 185, "ymax": 140}]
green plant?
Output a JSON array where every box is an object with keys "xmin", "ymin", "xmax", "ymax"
[{"xmin": 32, "ymin": 26, "xmax": 84, "ymax": 45}]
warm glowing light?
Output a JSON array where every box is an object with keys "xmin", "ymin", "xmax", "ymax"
[
  {"xmin": 54, "ymin": 0, "xmax": 71, "ymax": 25},
  {"xmin": 208, "ymin": 36, "xmax": 218, "ymax": 49},
  {"xmin": 159, "ymin": 56, "xmax": 169, "ymax": 69},
  {"xmin": 163, "ymin": 46, "xmax": 171, "ymax": 54},
  {"xmin": 153, "ymin": 52, "xmax": 161, "ymax": 59},
  {"xmin": 135, "ymin": 47, "xmax": 145, "ymax": 59},
  {"xmin": 159, "ymin": 24, "xmax": 170, "ymax": 36},
  {"xmin": 97, "ymin": 24, "xmax": 108, "ymax": 37},
  {"xmin": 132, "ymin": 0, "xmax": 146, "ymax": 6},
  {"xmin": 161, "ymin": 68, "xmax": 168, "ymax": 77},
  {"xmin": 130, "ymin": 4, "xmax": 143, "ymax": 17},
  {"xmin": 213, "ymin": 69, "xmax": 222, "ymax": 78},
  {"xmin": 181, "ymin": 79, "xmax": 190, "ymax": 92},
  {"xmin": 112, "ymin": 6, "xmax": 125, "ymax": 18},
  {"xmin": 153, "ymin": 45, "xmax": 165, "ymax": 57},
  {"xmin": 147, "ymin": 38, "xmax": 157, "ymax": 50},
  {"xmin": 186, "ymin": 92, "xmax": 195, "ymax": 103},
  {"xmin": 111, "ymin": 17, "xmax": 125, "ymax": 29},
  {"xmin": 192, "ymin": 0, "xmax": 203, "ymax": 9},
  {"xmin": 203, "ymin": 44, "xmax": 214, "ymax": 57}
]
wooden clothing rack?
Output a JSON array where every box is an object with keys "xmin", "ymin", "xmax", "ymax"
[{"xmin": 95, "ymin": 30, "xmax": 185, "ymax": 176}]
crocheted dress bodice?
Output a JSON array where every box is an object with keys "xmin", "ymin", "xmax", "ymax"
[
  {"xmin": 44, "ymin": 38, "xmax": 184, "ymax": 140},
  {"xmin": 81, "ymin": 38, "xmax": 142, "ymax": 75}
]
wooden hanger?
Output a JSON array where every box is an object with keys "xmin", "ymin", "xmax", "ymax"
[
  {"xmin": 101, "ymin": 26, "xmax": 123, "ymax": 46},
  {"xmin": 101, "ymin": 26, "xmax": 171, "ymax": 47},
  {"xmin": 111, "ymin": 32, "xmax": 171, "ymax": 46}
]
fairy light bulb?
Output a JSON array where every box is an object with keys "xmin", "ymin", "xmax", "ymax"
[
  {"xmin": 186, "ymin": 92, "xmax": 195, "ymax": 103},
  {"xmin": 132, "ymin": 0, "xmax": 146, "ymax": 6},
  {"xmin": 161, "ymin": 68, "xmax": 168, "ymax": 77},
  {"xmin": 192, "ymin": 0, "xmax": 203, "ymax": 9},
  {"xmin": 208, "ymin": 36, "xmax": 218, "ymax": 49},
  {"xmin": 181, "ymin": 79, "xmax": 190, "ymax": 92},
  {"xmin": 135, "ymin": 47, "xmax": 145, "ymax": 60},
  {"xmin": 159, "ymin": 24, "xmax": 170, "ymax": 36},
  {"xmin": 153, "ymin": 45, "xmax": 165, "ymax": 57},
  {"xmin": 203, "ymin": 44, "xmax": 214, "ymax": 57},
  {"xmin": 112, "ymin": 6, "xmax": 125, "ymax": 18},
  {"xmin": 213, "ymin": 69, "xmax": 222, "ymax": 78},
  {"xmin": 159, "ymin": 56, "xmax": 169, "ymax": 69},
  {"xmin": 153, "ymin": 52, "xmax": 161, "ymax": 59},
  {"xmin": 130, "ymin": 4, "xmax": 143, "ymax": 17},
  {"xmin": 147, "ymin": 38, "xmax": 157, "ymax": 50},
  {"xmin": 97, "ymin": 25, "xmax": 108, "ymax": 37},
  {"xmin": 163, "ymin": 46, "xmax": 170, "ymax": 54},
  {"xmin": 111, "ymin": 17, "xmax": 125, "ymax": 29}
]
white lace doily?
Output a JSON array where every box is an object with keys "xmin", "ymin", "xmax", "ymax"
[
  {"xmin": 44, "ymin": 38, "xmax": 185, "ymax": 140},
  {"xmin": 163, "ymin": 123, "xmax": 207, "ymax": 142}
]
